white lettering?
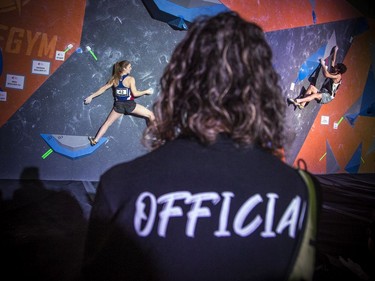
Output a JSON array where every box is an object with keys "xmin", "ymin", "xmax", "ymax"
[
  {"xmin": 157, "ymin": 192, "xmax": 191, "ymax": 237},
  {"xmin": 214, "ymin": 192, "xmax": 234, "ymax": 237},
  {"xmin": 276, "ymin": 196, "xmax": 301, "ymax": 238},
  {"xmin": 233, "ymin": 194, "xmax": 263, "ymax": 237},
  {"xmin": 134, "ymin": 192, "xmax": 157, "ymax": 236},
  {"xmin": 133, "ymin": 191, "xmax": 307, "ymax": 239},
  {"xmin": 261, "ymin": 193, "xmax": 278, "ymax": 238},
  {"xmin": 185, "ymin": 192, "xmax": 220, "ymax": 237}
]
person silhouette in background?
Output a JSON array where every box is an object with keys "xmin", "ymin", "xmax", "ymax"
[
  {"xmin": 288, "ymin": 46, "xmax": 347, "ymax": 109},
  {"xmin": 84, "ymin": 60, "xmax": 155, "ymax": 145},
  {"xmin": 82, "ymin": 12, "xmax": 320, "ymax": 281}
]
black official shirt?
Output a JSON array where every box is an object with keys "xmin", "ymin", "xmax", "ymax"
[{"xmin": 82, "ymin": 136, "xmax": 312, "ymax": 281}]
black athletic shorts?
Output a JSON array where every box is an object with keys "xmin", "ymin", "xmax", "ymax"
[{"xmin": 113, "ymin": 100, "xmax": 136, "ymax": 114}]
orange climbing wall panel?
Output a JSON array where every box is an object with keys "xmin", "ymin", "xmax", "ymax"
[
  {"xmin": 0, "ymin": 0, "xmax": 86, "ymax": 127},
  {"xmin": 293, "ymin": 21, "xmax": 375, "ymax": 173},
  {"xmin": 221, "ymin": 0, "xmax": 362, "ymax": 32}
]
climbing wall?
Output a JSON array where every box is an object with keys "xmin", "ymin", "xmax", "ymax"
[{"xmin": 0, "ymin": 0, "xmax": 373, "ymax": 181}]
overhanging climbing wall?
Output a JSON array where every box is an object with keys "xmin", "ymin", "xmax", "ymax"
[{"xmin": 0, "ymin": 0, "xmax": 373, "ymax": 181}]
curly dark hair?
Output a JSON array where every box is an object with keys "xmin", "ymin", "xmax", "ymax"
[
  {"xmin": 335, "ymin": 63, "xmax": 347, "ymax": 74},
  {"xmin": 143, "ymin": 11, "xmax": 286, "ymax": 156}
]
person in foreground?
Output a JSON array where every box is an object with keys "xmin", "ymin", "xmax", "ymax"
[
  {"xmin": 84, "ymin": 60, "xmax": 155, "ymax": 146},
  {"xmin": 288, "ymin": 46, "xmax": 347, "ymax": 109},
  {"xmin": 82, "ymin": 11, "xmax": 320, "ymax": 281}
]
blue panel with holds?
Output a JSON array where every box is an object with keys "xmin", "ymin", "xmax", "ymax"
[{"xmin": 41, "ymin": 134, "xmax": 107, "ymax": 159}]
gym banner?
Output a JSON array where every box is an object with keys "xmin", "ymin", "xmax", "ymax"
[{"xmin": 0, "ymin": 0, "xmax": 86, "ymax": 127}]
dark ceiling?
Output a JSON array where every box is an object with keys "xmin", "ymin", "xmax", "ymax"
[{"xmin": 346, "ymin": 0, "xmax": 375, "ymax": 19}]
